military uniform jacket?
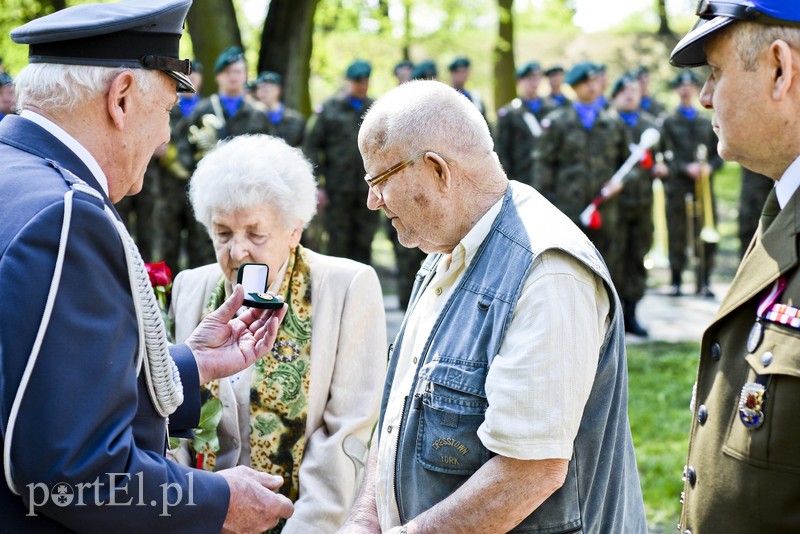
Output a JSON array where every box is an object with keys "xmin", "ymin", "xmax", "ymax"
[
  {"xmin": 0, "ymin": 115, "xmax": 228, "ymax": 532},
  {"xmin": 680, "ymin": 186, "xmax": 800, "ymax": 533},
  {"xmin": 272, "ymin": 106, "xmax": 306, "ymax": 148},
  {"xmin": 661, "ymin": 109, "xmax": 723, "ymax": 187},
  {"xmin": 608, "ymin": 109, "xmax": 663, "ymax": 209},
  {"xmin": 177, "ymin": 94, "xmax": 273, "ymax": 170},
  {"xmin": 535, "ymin": 105, "xmax": 631, "ymax": 223},
  {"xmin": 494, "ymin": 98, "xmax": 555, "ymax": 185},
  {"xmin": 303, "ymin": 94, "xmax": 374, "ymax": 193}
]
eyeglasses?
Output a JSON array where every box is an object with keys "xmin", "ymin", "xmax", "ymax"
[{"xmin": 365, "ymin": 151, "xmax": 450, "ymax": 200}]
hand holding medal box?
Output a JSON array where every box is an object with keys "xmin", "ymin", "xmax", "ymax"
[{"xmin": 238, "ymin": 263, "xmax": 284, "ymax": 309}]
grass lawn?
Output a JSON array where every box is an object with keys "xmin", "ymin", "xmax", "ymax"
[{"xmin": 627, "ymin": 341, "xmax": 699, "ymax": 532}]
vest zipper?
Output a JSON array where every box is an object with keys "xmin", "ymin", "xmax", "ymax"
[{"xmin": 393, "ymin": 394, "xmax": 409, "ymax": 522}]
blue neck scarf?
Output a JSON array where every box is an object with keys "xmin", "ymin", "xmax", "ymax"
[
  {"xmin": 267, "ymin": 104, "xmax": 284, "ymax": 125},
  {"xmin": 574, "ymin": 101, "xmax": 599, "ymax": 130},
  {"xmin": 179, "ymin": 94, "xmax": 200, "ymax": 118},
  {"xmin": 594, "ymin": 95, "xmax": 607, "ymax": 110},
  {"xmin": 551, "ymin": 93, "xmax": 567, "ymax": 105},
  {"xmin": 347, "ymin": 95, "xmax": 364, "ymax": 111},
  {"xmin": 678, "ymin": 105, "xmax": 697, "ymax": 121},
  {"xmin": 618, "ymin": 110, "xmax": 639, "ymax": 128},
  {"xmin": 219, "ymin": 94, "xmax": 244, "ymax": 117},
  {"xmin": 640, "ymin": 95, "xmax": 653, "ymax": 111},
  {"xmin": 524, "ymin": 98, "xmax": 542, "ymax": 114}
]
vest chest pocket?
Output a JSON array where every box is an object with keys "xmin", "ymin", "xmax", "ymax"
[
  {"xmin": 415, "ymin": 357, "xmax": 492, "ymax": 475},
  {"xmin": 723, "ymin": 323, "xmax": 800, "ymax": 474}
]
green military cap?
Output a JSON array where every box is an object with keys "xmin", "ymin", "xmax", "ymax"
[
  {"xmin": 411, "ymin": 60, "xmax": 438, "ymax": 80},
  {"xmin": 10, "ymin": 0, "xmax": 195, "ymax": 93},
  {"xmin": 544, "ymin": 65, "xmax": 564, "ymax": 76},
  {"xmin": 256, "ymin": 70, "xmax": 282, "ymax": 86},
  {"xmin": 0, "ymin": 72, "xmax": 12, "ymax": 87},
  {"xmin": 672, "ymin": 0, "xmax": 800, "ymax": 67},
  {"xmin": 346, "ymin": 59, "xmax": 371, "ymax": 80},
  {"xmin": 214, "ymin": 46, "xmax": 245, "ymax": 75},
  {"xmin": 670, "ymin": 69, "xmax": 702, "ymax": 88},
  {"xmin": 515, "ymin": 61, "xmax": 542, "ymax": 79},
  {"xmin": 565, "ymin": 62, "xmax": 598, "ymax": 86},
  {"xmin": 611, "ymin": 71, "xmax": 638, "ymax": 98},
  {"xmin": 448, "ymin": 56, "xmax": 470, "ymax": 71}
]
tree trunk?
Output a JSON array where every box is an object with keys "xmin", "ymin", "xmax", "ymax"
[
  {"xmin": 185, "ymin": 0, "xmax": 243, "ymax": 97},
  {"xmin": 401, "ymin": 0, "xmax": 413, "ymax": 61},
  {"xmin": 258, "ymin": 0, "xmax": 320, "ymax": 116},
  {"xmin": 493, "ymin": 0, "xmax": 515, "ymax": 114},
  {"xmin": 657, "ymin": 0, "xmax": 673, "ymax": 37}
]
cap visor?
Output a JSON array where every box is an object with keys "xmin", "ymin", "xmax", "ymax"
[
  {"xmin": 164, "ymin": 70, "xmax": 195, "ymax": 93},
  {"xmin": 671, "ymin": 16, "xmax": 735, "ymax": 67}
]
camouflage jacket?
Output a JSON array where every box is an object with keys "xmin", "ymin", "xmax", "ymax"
[
  {"xmin": 494, "ymin": 98, "xmax": 556, "ymax": 186},
  {"xmin": 608, "ymin": 109, "xmax": 666, "ymax": 208},
  {"xmin": 661, "ymin": 109, "xmax": 723, "ymax": 187},
  {"xmin": 303, "ymin": 94, "xmax": 374, "ymax": 192},
  {"xmin": 271, "ymin": 107, "xmax": 306, "ymax": 148},
  {"xmin": 535, "ymin": 105, "xmax": 631, "ymax": 222}
]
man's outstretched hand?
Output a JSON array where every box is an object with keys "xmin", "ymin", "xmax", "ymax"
[{"xmin": 186, "ymin": 284, "xmax": 287, "ymax": 384}]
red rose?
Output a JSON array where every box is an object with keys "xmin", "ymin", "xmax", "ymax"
[{"xmin": 146, "ymin": 261, "xmax": 172, "ymax": 288}]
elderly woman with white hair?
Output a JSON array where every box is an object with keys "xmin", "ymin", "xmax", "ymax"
[{"xmin": 170, "ymin": 134, "xmax": 387, "ymax": 533}]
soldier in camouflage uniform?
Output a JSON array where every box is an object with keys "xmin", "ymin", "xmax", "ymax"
[
  {"xmin": 636, "ymin": 66, "xmax": 667, "ymax": 121},
  {"xmin": 177, "ymin": 47, "xmax": 273, "ymax": 268},
  {"xmin": 303, "ymin": 60, "xmax": 376, "ymax": 264},
  {"xmin": 448, "ymin": 56, "xmax": 486, "ymax": 119},
  {"xmin": 253, "ymin": 71, "xmax": 306, "ymax": 147},
  {"xmin": 544, "ymin": 65, "xmax": 571, "ymax": 109},
  {"xmin": 0, "ymin": 72, "xmax": 14, "ymax": 121},
  {"xmin": 661, "ymin": 70, "xmax": 723, "ymax": 297},
  {"xmin": 114, "ymin": 158, "xmax": 160, "ymax": 262},
  {"xmin": 609, "ymin": 72, "xmax": 670, "ymax": 336},
  {"xmin": 537, "ymin": 62, "xmax": 631, "ymax": 284},
  {"xmin": 393, "ymin": 60, "xmax": 413, "ymax": 84},
  {"xmin": 738, "ymin": 166, "xmax": 773, "ymax": 258},
  {"xmin": 494, "ymin": 61, "xmax": 554, "ymax": 186}
]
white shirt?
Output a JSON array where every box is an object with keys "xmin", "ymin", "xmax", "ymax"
[
  {"xmin": 376, "ymin": 194, "xmax": 610, "ymax": 530},
  {"xmin": 775, "ymin": 155, "xmax": 800, "ymax": 209},
  {"xmin": 20, "ymin": 109, "xmax": 110, "ymax": 197}
]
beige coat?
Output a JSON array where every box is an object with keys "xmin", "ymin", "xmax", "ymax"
[{"xmin": 171, "ymin": 249, "xmax": 387, "ymax": 533}]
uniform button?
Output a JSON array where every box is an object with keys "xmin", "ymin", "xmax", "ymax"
[
  {"xmin": 413, "ymin": 357, "xmax": 418, "ymax": 364},
  {"xmin": 685, "ymin": 530, "xmax": 692, "ymax": 534},
  {"xmin": 387, "ymin": 425, "xmax": 393, "ymax": 434},
  {"xmin": 710, "ymin": 342, "xmax": 721, "ymax": 361},
  {"xmin": 761, "ymin": 351, "xmax": 774, "ymax": 367},
  {"xmin": 697, "ymin": 405, "xmax": 708, "ymax": 425},
  {"xmin": 232, "ymin": 439, "xmax": 239, "ymax": 448},
  {"xmin": 435, "ymin": 287, "xmax": 443, "ymax": 296},
  {"xmin": 685, "ymin": 466, "xmax": 697, "ymax": 488}
]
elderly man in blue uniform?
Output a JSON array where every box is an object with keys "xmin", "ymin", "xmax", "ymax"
[
  {"xmin": 671, "ymin": 1, "xmax": 800, "ymax": 532},
  {"xmin": 0, "ymin": 1, "xmax": 295, "ymax": 531},
  {"xmin": 341, "ymin": 80, "xmax": 645, "ymax": 533}
]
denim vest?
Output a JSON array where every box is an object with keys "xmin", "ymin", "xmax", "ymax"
[{"xmin": 379, "ymin": 182, "xmax": 646, "ymax": 533}]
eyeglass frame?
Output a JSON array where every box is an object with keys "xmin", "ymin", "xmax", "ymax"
[{"xmin": 364, "ymin": 150, "xmax": 450, "ymax": 200}]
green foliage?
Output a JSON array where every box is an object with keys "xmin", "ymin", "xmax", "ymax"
[
  {"xmin": 627, "ymin": 341, "xmax": 698, "ymax": 530},
  {"xmin": 193, "ymin": 398, "xmax": 223, "ymax": 453}
]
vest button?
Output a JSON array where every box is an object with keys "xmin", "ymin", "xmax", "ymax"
[
  {"xmin": 760, "ymin": 351, "xmax": 774, "ymax": 367},
  {"xmin": 387, "ymin": 425, "xmax": 393, "ymax": 434},
  {"xmin": 435, "ymin": 287, "xmax": 443, "ymax": 296},
  {"xmin": 697, "ymin": 405, "xmax": 708, "ymax": 425},
  {"xmin": 683, "ymin": 466, "xmax": 697, "ymax": 488},
  {"xmin": 710, "ymin": 342, "xmax": 721, "ymax": 361}
]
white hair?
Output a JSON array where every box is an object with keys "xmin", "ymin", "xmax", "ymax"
[
  {"xmin": 358, "ymin": 80, "xmax": 495, "ymax": 165},
  {"xmin": 189, "ymin": 134, "xmax": 318, "ymax": 232},
  {"xmin": 14, "ymin": 63, "xmax": 156, "ymax": 113}
]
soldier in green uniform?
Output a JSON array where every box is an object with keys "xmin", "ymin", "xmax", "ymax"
[
  {"xmin": 738, "ymin": 166, "xmax": 773, "ymax": 258},
  {"xmin": 448, "ymin": 56, "xmax": 486, "ymax": 118},
  {"xmin": 494, "ymin": 61, "xmax": 554, "ymax": 186},
  {"xmin": 594, "ymin": 64, "xmax": 609, "ymax": 110},
  {"xmin": 537, "ymin": 62, "xmax": 631, "ymax": 287},
  {"xmin": 544, "ymin": 65, "xmax": 571, "ymax": 108},
  {"xmin": 671, "ymin": 2, "xmax": 800, "ymax": 532},
  {"xmin": 636, "ymin": 65, "xmax": 667, "ymax": 120},
  {"xmin": 253, "ymin": 71, "xmax": 306, "ymax": 147},
  {"xmin": 303, "ymin": 60, "xmax": 376, "ymax": 264},
  {"xmin": 661, "ymin": 70, "xmax": 723, "ymax": 297},
  {"xmin": 177, "ymin": 47, "xmax": 273, "ymax": 267},
  {"xmin": 393, "ymin": 60, "xmax": 413, "ymax": 84},
  {"xmin": 608, "ymin": 72, "xmax": 670, "ymax": 336}
]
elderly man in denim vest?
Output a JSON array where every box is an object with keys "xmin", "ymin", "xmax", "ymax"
[{"xmin": 340, "ymin": 80, "xmax": 646, "ymax": 533}]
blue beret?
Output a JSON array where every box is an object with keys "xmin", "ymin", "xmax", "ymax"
[
  {"xmin": 544, "ymin": 65, "xmax": 564, "ymax": 76},
  {"xmin": 256, "ymin": 70, "xmax": 282, "ymax": 85},
  {"xmin": 10, "ymin": 0, "xmax": 194, "ymax": 93},
  {"xmin": 346, "ymin": 59, "xmax": 371, "ymax": 80},
  {"xmin": 672, "ymin": 0, "xmax": 800, "ymax": 67},
  {"xmin": 611, "ymin": 71, "xmax": 638, "ymax": 98},
  {"xmin": 0, "ymin": 72, "xmax": 12, "ymax": 87},
  {"xmin": 515, "ymin": 61, "xmax": 542, "ymax": 79},
  {"xmin": 214, "ymin": 46, "xmax": 245, "ymax": 75},
  {"xmin": 448, "ymin": 56, "xmax": 470, "ymax": 71},
  {"xmin": 565, "ymin": 62, "xmax": 598, "ymax": 86},
  {"xmin": 411, "ymin": 60, "xmax": 438, "ymax": 80},
  {"xmin": 670, "ymin": 69, "xmax": 702, "ymax": 88}
]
